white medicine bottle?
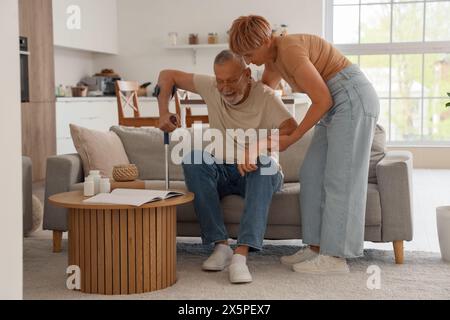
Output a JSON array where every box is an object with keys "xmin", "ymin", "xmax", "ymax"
[
  {"xmin": 100, "ymin": 178, "xmax": 111, "ymax": 194},
  {"xmin": 84, "ymin": 176, "xmax": 95, "ymax": 196},
  {"xmin": 89, "ymin": 170, "xmax": 101, "ymax": 195}
]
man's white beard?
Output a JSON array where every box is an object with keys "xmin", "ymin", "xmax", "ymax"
[{"xmin": 222, "ymin": 92, "xmax": 245, "ymax": 106}]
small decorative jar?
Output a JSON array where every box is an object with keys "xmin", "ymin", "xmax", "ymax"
[
  {"xmin": 168, "ymin": 32, "xmax": 178, "ymax": 46},
  {"xmin": 189, "ymin": 33, "xmax": 199, "ymax": 45},
  {"xmin": 280, "ymin": 24, "xmax": 288, "ymax": 36},
  {"xmin": 208, "ymin": 32, "xmax": 219, "ymax": 44}
]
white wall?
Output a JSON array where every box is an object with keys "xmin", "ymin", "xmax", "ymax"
[
  {"xmin": 54, "ymin": 46, "xmax": 94, "ymax": 87},
  {"xmin": 0, "ymin": 0, "xmax": 23, "ymax": 300},
  {"xmin": 93, "ymin": 0, "xmax": 324, "ymax": 90}
]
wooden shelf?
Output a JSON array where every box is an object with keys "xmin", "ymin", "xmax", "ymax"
[
  {"xmin": 164, "ymin": 43, "xmax": 228, "ymax": 49},
  {"xmin": 164, "ymin": 43, "xmax": 229, "ymax": 64}
]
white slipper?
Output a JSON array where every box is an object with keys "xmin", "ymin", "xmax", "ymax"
[
  {"xmin": 229, "ymin": 254, "xmax": 252, "ymax": 284},
  {"xmin": 292, "ymin": 255, "xmax": 350, "ymax": 274},
  {"xmin": 202, "ymin": 244, "xmax": 233, "ymax": 271},
  {"xmin": 280, "ymin": 246, "xmax": 319, "ymax": 266}
]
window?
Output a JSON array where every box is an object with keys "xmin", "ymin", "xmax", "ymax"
[{"xmin": 325, "ymin": 0, "xmax": 450, "ymax": 145}]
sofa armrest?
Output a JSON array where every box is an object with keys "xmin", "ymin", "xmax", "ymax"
[
  {"xmin": 376, "ymin": 151, "xmax": 414, "ymax": 242},
  {"xmin": 43, "ymin": 154, "xmax": 84, "ymax": 231}
]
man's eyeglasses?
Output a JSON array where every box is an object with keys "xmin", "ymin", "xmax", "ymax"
[{"xmin": 215, "ymin": 72, "xmax": 246, "ymax": 88}]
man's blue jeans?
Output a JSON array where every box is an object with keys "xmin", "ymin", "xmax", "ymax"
[{"xmin": 182, "ymin": 151, "xmax": 283, "ymax": 251}]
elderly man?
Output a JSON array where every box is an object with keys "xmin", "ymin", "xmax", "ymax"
[{"xmin": 157, "ymin": 50, "xmax": 297, "ymax": 284}]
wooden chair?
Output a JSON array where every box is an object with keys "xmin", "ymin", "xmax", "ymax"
[
  {"xmin": 115, "ymin": 80, "xmax": 160, "ymax": 127},
  {"xmin": 174, "ymin": 91, "xmax": 209, "ymax": 128}
]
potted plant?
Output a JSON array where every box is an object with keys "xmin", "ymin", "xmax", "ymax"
[{"xmin": 446, "ymin": 92, "xmax": 450, "ymax": 108}]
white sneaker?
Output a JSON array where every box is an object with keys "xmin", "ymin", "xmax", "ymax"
[
  {"xmin": 292, "ymin": 255, "xmax": 350, "ymax": 274},
  {"xmin": 229, "ymin": 254, "xmax": 252, "ymax": 284},
  {"xmin": 280, "ymin": 246, "xmax": 319, "ymax": 266},
  {"xmin": 202, "ymin": 244, "xmax": 233, "ymax": 271}
]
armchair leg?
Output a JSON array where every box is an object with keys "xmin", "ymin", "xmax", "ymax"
[
  {"xmin": 393, "ymin": 240, "xmax": 404, "ymax": 264},
  {"xmin": 53, "ymin": 231, "xmax": 63, "ymax": 253}
]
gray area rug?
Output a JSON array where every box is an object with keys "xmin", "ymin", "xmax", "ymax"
[{"xmin": 23, "ymin": 238, "xmax": 450, "ymax": 300}]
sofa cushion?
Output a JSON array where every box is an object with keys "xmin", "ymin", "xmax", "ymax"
[
  {"xmin": 111, "ymin": 126, "xmax": 191, "ymax": 181},
  {"xmin": 217, "ymin": 183, "xmax": 381, "ymax": 227},
  {"xmin": 169, "ymin": 181, "xmax": 382, "ymax": 227},
  {"xmin": 70, "ymin": 124, "xmax": 130, "ymax": 178},
  {"xmin": 111, "ymin": 126, "xmax": 207, "ymax": 181}
]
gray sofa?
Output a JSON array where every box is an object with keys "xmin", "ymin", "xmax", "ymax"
[{"xmin": 44, "ymin": 125, "xmax": 414, "ymax": 264}]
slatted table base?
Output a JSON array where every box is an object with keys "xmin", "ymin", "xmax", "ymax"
[{"xmin": 68, "ymin": 206, "xmax": 177, "ymax": 295}]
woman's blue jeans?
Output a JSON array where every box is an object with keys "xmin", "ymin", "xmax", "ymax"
[{"xmin": 300, "ymin": 64, "xmax": 380, "ymax": 258}]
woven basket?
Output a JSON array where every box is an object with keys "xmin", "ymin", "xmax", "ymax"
[{"xmin": 112, "ymin": 164, "xmax": 139, "ymax": 182}]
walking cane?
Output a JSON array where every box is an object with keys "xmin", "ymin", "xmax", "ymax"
[
  {"xmin": 154, "ymin": 84, "xmax": 178, "ymax": 190},
  {"xmin": 164, "ymin": 115, "xmax": 177, "ymax": 190}
]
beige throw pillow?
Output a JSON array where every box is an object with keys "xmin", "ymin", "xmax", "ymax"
[{"xmin": 70, "ymin": 124, "xmax": 130, "ymax": 178}]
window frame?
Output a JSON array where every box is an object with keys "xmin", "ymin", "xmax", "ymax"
[{"xmin": 324, "ymin": 0, "xmax": 450, "ymax": 146}]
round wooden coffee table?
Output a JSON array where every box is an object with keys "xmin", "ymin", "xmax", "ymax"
[{"xmin": 49, "ymin": 190, "xmax": 194, "ymax": 295}]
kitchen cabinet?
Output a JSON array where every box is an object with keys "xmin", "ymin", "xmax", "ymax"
[
  {"xmin": 22, "ymin": 102, "xmax": 56, "ymax": 181},
  {"xmin": 19, "ymin": 0, "xmax": 55, "ymax": 102},
  {"xmin": 52, "ymin": 0, "xmax": 118, "ymax": 54},
  {"xmin": 18, "ymin": 0, "xmax": 32, "ymax": 39},
  {"xmin": 19, "ymin": 0, "xmax": 56, "ymax": 181}
]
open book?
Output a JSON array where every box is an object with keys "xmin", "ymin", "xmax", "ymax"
[{"xmin": 83, "ymin": 188, "xmax": 184, "ymax": 207}]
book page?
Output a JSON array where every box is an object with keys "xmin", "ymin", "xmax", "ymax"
[
  {"xmin": 82, "ymin": 189, "xmax": 184, "ymax": 207},
  {"xmin": 83, "ymin": 193, "xmax": 156, "ymax": 206},
  {"xmin": 112, "ymin": 189, "xmax": 184, "ymax": 198}
]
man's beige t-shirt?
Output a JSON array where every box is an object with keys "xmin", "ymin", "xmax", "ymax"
[
  {"xmin": 193, "ymin": 74, "xmax": 293, "ymax": 164},
  {"xmin": 274, "ymin": 34, "xmax": 352, "ymax": 92}
]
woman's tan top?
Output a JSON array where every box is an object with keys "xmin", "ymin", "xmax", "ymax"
[{"xmin": 273, "ymin": 34, "xmax": 352, "ymax": 92}]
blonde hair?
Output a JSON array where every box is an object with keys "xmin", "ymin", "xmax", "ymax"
[{"xmin": 229, "ymin": 15, "xmax": 272, "ymax": 55}]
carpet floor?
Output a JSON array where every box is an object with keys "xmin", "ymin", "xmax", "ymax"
[{"xmin": 23, "ymin": 238, "xmax": 450, "ymax": 300}]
